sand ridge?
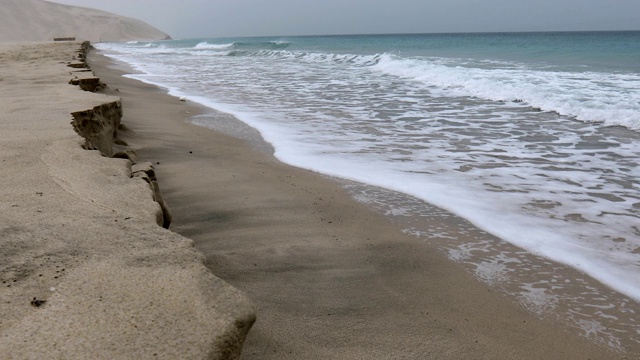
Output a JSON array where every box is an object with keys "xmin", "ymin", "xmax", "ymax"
[
  {"xmin": 0, "ymin": 0, "xmax": 170, "ymax": 43},
  {"xmin": 0, "ymin": 42, "xmax": 254, "ymax": 359}
]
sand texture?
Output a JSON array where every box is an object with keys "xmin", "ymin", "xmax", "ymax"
[
  {"xmin": 0, "ymin": 42, "xmax": 254, "ymax": 359},
  {"xmin": 0, "ymin": 0, "xmax": 170, "ymax": 43},
  {"xmin": 87, "ymin": 49, "xmax": 635, "ymax": 359}
]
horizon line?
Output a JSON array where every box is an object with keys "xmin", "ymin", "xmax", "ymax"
[{"xmin": 173, "ymin": 29, "xmax": 640, "ymax": 40}]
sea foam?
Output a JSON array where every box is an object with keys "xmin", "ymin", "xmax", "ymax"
[
  {"xmin": 372, "ymin": 54, "xmax": 640, "ymax": 130},
  {"xmin": 95, "ymin": 34, "xmax": 640, "ymax": 303}
]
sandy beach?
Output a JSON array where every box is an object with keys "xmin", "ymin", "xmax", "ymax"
[
  {"xmin": 0, "ymin": 42, "xmax": 253, "ymax": 359},
  {"xmin": 87, "ymin": 48, "xmax": 635, "ymax": 359}
]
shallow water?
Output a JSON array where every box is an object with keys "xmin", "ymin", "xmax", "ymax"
[{"xmin": 97, "ymin": 31, "xmax": 640, "ymax": 304}]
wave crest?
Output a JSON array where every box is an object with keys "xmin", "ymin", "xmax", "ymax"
[
  {"xmin": 232, "ymin": 41, "xmax": 291, "ymax": 49},
  {"xmin": 227, "ymin": 49, "xmax": 382, "ymax": 66},
  {"xmin": 372, "ymin": 54, "xmax": 640, "ymax": 130},
  {"xmin": 194, "ymin": 42, "xmax": 235, "ymax": 50}
]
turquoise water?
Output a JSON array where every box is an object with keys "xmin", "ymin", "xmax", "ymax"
[
  {"xmin": 96, "ymin": 31, "xmax": 640, "ymax": 304},
  {"xmin": 213, "ymin": 31, "xmax": 640, "ymax": 72}
]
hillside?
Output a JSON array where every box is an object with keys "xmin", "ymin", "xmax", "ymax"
[{"xmin": 0, "ymin": 0, "xmax": 170, "ymax": 42}]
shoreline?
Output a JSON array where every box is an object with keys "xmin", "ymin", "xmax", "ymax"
[
  {"xmin": 96, "ymin": 37, "xmax": 640, "ymax": 305},
  {"xmin": 188, "ymin": 103, "xmax": 640, "ymax": 329},
  {"xmin": 88, "ymin": 48, "xmax": 638, "ymax": 358}
]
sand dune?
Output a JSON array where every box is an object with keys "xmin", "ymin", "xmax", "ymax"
[{"xmin": 0, "ymin": 0, "xmax": 170, "ymax": 42}]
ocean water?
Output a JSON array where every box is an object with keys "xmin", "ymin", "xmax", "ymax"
[{"xmin": 95, "ymin": 32, "xmax": 640, "ymax": 306}]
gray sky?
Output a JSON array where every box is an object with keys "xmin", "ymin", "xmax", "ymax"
[{"xmin": 48, "ymin": 0, "xmax": 640, "ymax": 38}]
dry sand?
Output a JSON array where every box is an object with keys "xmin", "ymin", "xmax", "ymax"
[
  {"xmin": 0, "ymin": 42, "xmax": 253, "ymax": 359},
  {"xmin": 88, "ymin": 49, "xmax": 634, "ymax": 359},
  {"xmin": 0, "ymin": 0, "xmax": 169, "ymax": 43}
]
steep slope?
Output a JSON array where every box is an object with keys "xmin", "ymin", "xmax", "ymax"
[{"xmin": 0, "ymin": 0, "xmax": 170, "ymax": 42}]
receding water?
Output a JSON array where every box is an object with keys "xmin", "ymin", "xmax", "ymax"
[{"xmin": 97, "ymin": 31, "xmax": 640, "ymax": 307}]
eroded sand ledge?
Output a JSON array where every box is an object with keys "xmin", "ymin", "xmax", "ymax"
[{"xmin": 0, "ymin": 42, "xmax": 254, "ymax": 359}]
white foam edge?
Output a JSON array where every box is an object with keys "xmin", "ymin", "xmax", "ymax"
[{"xmin": 100, "ymin": 50, "xmax": 640, "ymax": 303}]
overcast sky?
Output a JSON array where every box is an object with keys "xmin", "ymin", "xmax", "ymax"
[{"xmin": 48, "ymin": 0, "xmax": 640, "ymax": 38}]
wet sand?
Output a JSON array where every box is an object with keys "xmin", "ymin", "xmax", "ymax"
[{"xmin": 89, "ymin": 49, "xmax": 632, "ymax": 359}]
